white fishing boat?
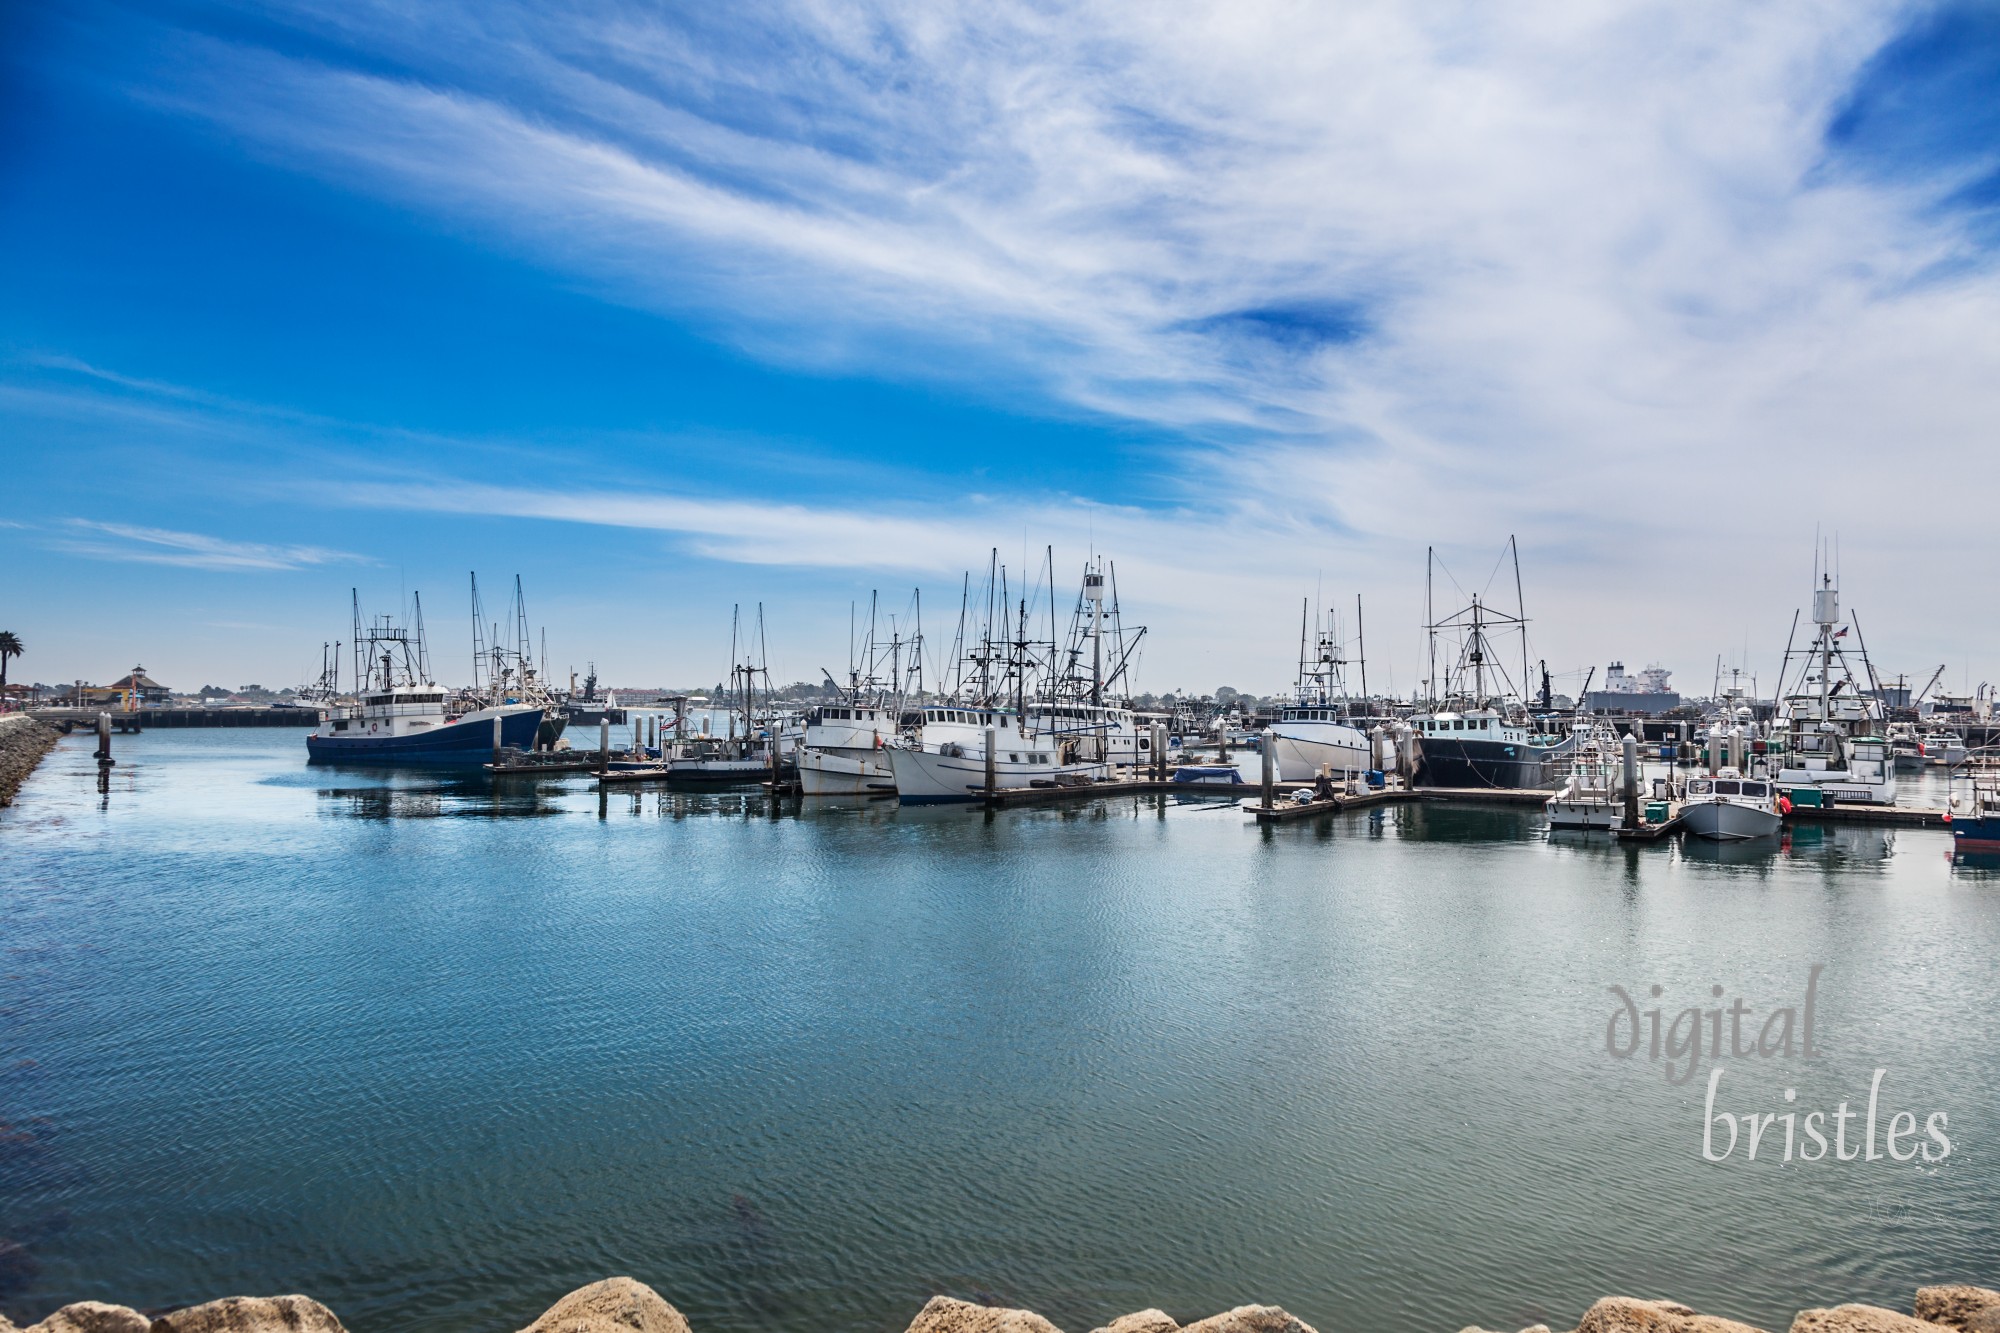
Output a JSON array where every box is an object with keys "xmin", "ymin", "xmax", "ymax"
[
  {"xmin": 1544, "ymin": 724, "xmax": 1625, "ymax": 830},
  {"xmin": 886, "ymin": 705, "xmax": 1108, "ymax": 803},
  {"xmin": 1921, "ymin": 731, "xmax": 1967, "ymax": 767},
  {"xmin": 1771, "ymin": 568, "xmax": 1899, "ymax": 806},
  {"xmin": 796, "ymin": 590, "xmax": 925, "ymax": 797},
  {"xmin": 1680, "ymin": 771, "xmax": 1783, "ymax": 840},
  {"xmin": 797, "ymin": 703, "xmax": 902, "ymax": 796},
  {"xmin": 1024, "ymin": 557, "xmax": 1155, "ymax": 767},
  {"xmin": 1268, "ymin": 600, "xmax": 1369, "ymax": 781},
  {"xmin": 1887, "ymin": 721, "xmax": 1925, "ymax": 773}
]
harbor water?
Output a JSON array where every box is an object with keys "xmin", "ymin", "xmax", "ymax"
[{"xmin": 1, "ymin": 730, "xmax": 1994, "ymax": 1333}]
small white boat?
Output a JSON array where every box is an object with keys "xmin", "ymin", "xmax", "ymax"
[
  {"xmin": 1680, "ymin": 772, "xmax": 1782, "ymax": 840},
  {"xmin": 1921, "ymin": 731, "xmax": 1967, "ymax": 767}
]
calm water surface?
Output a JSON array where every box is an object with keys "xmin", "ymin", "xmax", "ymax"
[{"xmin": 1, "ymin": 730, "xmax": 1994, "ymax": 1333}]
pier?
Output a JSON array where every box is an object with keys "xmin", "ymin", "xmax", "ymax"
[{"xmin": 28, "ymin": 706, "xmax": 316, "ymax": 732}]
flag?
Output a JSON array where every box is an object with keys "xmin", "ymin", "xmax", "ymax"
[{"xmin": 1834, "ymin": 626, "xmax": 1849, "ymax": 639}]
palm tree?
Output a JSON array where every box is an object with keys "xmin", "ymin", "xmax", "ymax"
[{"xmin": 0, "ymin": 631, "xmax": 21, "ymax": 698}]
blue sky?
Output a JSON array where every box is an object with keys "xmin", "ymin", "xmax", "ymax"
[{"xmin": 3, "ymin": 0, "xmax": 1997, "ymax": 698}]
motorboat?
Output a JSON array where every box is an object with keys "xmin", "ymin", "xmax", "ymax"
[
  {"xmin": 1545, "ymin": 724, "xmax": 1625, "ymax": 830},
  {"xmin": 1680, "ymin": 771, "xmax": 1783, "ymax": 840}
]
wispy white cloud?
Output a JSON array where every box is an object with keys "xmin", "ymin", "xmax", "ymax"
[
  {"xmin": 137, "ymin": 3, "xmax": 1997, "ymax": 521},
  {"xmin": 53, "ymin": 520, "xmax": 367, "ymax": 572}
]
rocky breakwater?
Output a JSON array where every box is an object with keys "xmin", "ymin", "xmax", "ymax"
[
  {"xmin": 1463, "ymin": 1287, "xmax": 2000, "ymax": 1333},
  {"xmin": 1, "ymin": 1278, "xmax": 1993, "ymax": 1333},
  {"xmin": 0, "ymin": 714, "xmax": 62, "ymax": 809}
]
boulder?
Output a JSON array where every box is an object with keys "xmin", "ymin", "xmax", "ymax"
[
  {"xmin": 519, "ymin": 1280, "xmax": 690, "ymax": 1333},
  {"xmin": 1576, "ymin": 1297, "xmax": 1769, "ymax": 1333},
  {"xmin": 24, "ymin": 1304, "xmax": 151, "ymax": 1333},
  {"xmin": 1177, "ymin": 1306, "xmax": 1319, "ymax": 1333},
  {"xmin": 1914, "ymin": 1291, "xmax": 2000, "ymax": 1332},
  {"xmin": 1090, "ymin": 1312, "xmax": 1177, "ymax": 1333},
  {"xmin": 1790, "ymin": 1307, "xmax": 1951, "ymax": 1333},
  {"xmin": 906, "ymin": 1296, "xmax": 1064, "ymax": 1333},
  {"xmin": 149, "ymin": 1296, "xmax": 345, "ymax": 1333}
]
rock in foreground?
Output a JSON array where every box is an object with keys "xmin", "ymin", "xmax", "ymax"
[{"xmin": 518, "ymin": 1278, "xmax": 690, "ymax": 1333}]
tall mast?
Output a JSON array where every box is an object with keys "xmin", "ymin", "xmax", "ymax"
[
  {"xmin": 1511, "ymin": 535, "xmax": 1530, "ymax": 711},
  {"xmin": 470, "ymin": 573, "xmax": 487, "ymax": 692},
  {"xmin": 413, "ymin": 591, "xmax": 431, "ymax": 685},
  {"xmin": 1298, "ymin": 598, "xmax": 1311, "ymax": 702},
  {"xmin": 1425, "ymin": 548, "xmax": 1436, "ymax": 707},
  {"xmin": 1356, "ymin": 594, "xmax": 1368, "ymax": 706}
]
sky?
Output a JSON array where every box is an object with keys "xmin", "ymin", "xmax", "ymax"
[{"xmin": 2, "ymin": 0, "xmax": 1997, "ymax": 700}]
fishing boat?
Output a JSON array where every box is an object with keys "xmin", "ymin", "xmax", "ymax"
[
  {"xmin": 885, "ymin": 705, "xmax": 1106, "ymax": 802},
  {"xmin": 1023, "ymin": 557, "xmax": 1154, "ymax": 767},
  {"xmin": 1887, "ymin": 721, "xmax": 1925, "ymax": 773},
  {"xmin": 887, "ymin": 553, "xmax": 1116, "ymax": 802},
  {"xmin": 1267, "ymin": 598, "xmax": 1370, "ymax": 781},
  {"xmin": 306, "ymin": 593, "xmax": 541, "ymax": 765},
  {"xmin": 1680, "ymin": 770, "xmax": 1783, "ymax": 840},
  {"xmin": 798, "ymin": 592, "xmax": 921, "ymax": 797},
  {"xmin": 1544, "ymin": 723, "xmax": 1624, "ymax": 830},
  {"xmin": 1947, "ymin": 759, "xmax": 2000, "ymax": 850},
  {"xmin": 463, "ymin": 573, "xmax": 568, "ymax": 750},
  {"xmin": 1921, "ymin": 731, "xmax": 1967, "ymax": 767},
  {"xmin": 1411, "ymin": 540, "xmax": 1579, "ymax": 789},
  {"xmin": 1771, "ymin": 567, "xmax": 1898, "ymax": 805},
  {"xmin": 797, "ymin": 703, "xmax": 902, "ymax": 796},
  {"xmin": 666, "ymin": 606, "xmax": 794, "ymax": 785},
  {"xmin": 563, "ymin": 666, "xmax": 626, "ymax": 726}
]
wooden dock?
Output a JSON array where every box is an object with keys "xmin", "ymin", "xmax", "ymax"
[
  {"xmin": 1788, "ymin": 803, "xmax": 1946, "ymax": 829},
  {"xmin": 485, "ymin": 755, "xmax": 604, "ymax": 775}
]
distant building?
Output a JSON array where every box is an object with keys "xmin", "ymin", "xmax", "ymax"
[
  {"xmin": 106, "ymin": 665, "xmax": 172, "ymax": 706},
  {"xmin": 1586, "ymin": 660, "xmax": 1682, "ymax": 716}
]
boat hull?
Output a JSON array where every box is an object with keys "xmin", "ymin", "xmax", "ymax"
[
  {"xmin": 885, "ymin": 746, "xmax": 1108, "ymax": 803},
  {"xmin": 1269, "ymin": 728, "xmax": 1370, "ymax": 781},
  {"xmin": 667, "ymin": 758, "xmax": 791, "ymax": 785},
  {"xmin": 1951, "ymin": 815, "xmax": 2000, "ymax": 850},
  {"xmin": 797, "ymin": 747, "xmax": 896, "ymax": 796},
  {"xmin": 1545, "ymin": 797, "xmax": 1620, "ymax": 830},
  {"xmin": 1417, "ymin": 733, "xmax": 1578, "ymax": 790},
  {"xmin": 1681, "ymin": 798, "xmax": 1782, "ymax": 841},
  {"xmin": 306, "ymin": 708, "xmax": 543, "ymax": 765}
]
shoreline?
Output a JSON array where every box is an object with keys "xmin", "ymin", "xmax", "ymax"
[
  {"xmin": 0, "ymin": 714, "xmax": 61, "ymax": 809},
  {"xmin": 3, "ymin": 1280, "xmax": 1993, "ymax": 1333}
]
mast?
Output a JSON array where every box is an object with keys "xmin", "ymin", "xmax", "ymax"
[
  {"xmin": 470, "ymin": 573, "xmax": 487, "ymax": 692},
  {"xmin": 1425, "ymin": 548, "xmax": 1436, "ymax": 708},
  {"xmin": 1356, "ymin": 594, "xmax": 1368, "ymax": 706},
  {"xmin": 412, "ymin": 591, "xmax": 431, "ymax": 685},
  {"xmin": 1086, "ymin": 557, "xmax": 1106, "ymax": 705},
  {"xmin": 1298, "ymin": 598, "xmax": 1311, "ymax": 703},
  {"xmin": 1511, "ymin": 535, "xmax": 1529, "ymax": 711}
]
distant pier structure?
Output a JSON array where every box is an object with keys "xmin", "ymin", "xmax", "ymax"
[{"xmin": 30, "ymin": 706, "xmax": 315, "ymax": 732}]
